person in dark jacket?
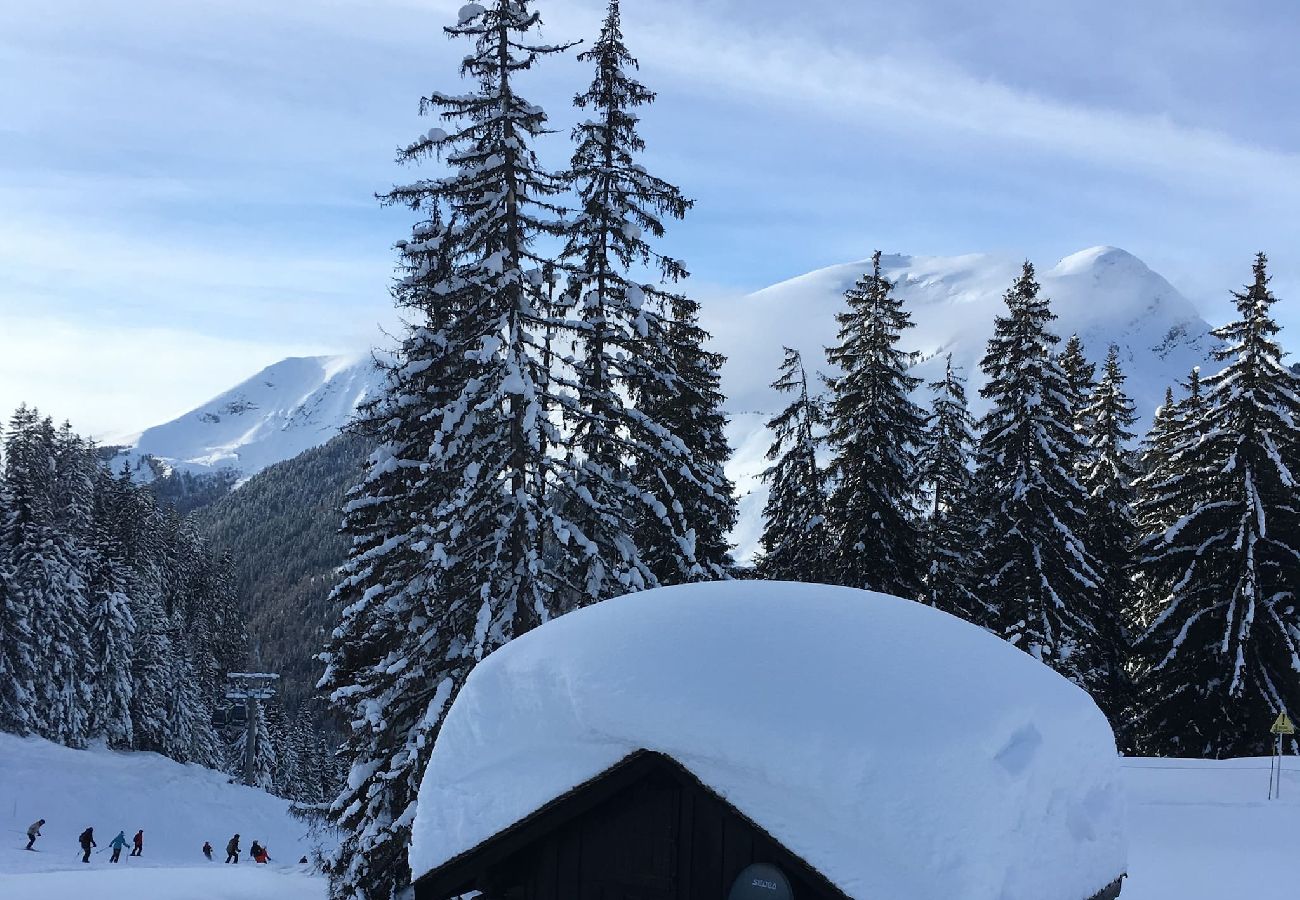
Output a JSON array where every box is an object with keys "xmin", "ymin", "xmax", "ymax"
[
  {"xmin": 131, "ymin": 830, "xmax": 143, "ymax": 857},
  {"xmin": 78, "ymin": 827, "xmax": 96, "ymax": 863},
  {"xmin": 109, "ymin": 831, "xmax": 128, "ymax": 863},
  {"xmin": 225, "ymin": 833, "xmax": 240, "ymax": 864},
  {"xmin": 203, "ymin": 841, "xmax": 214, "ymax": 861},
  {"xmin": 25, "ymin": 819, "xmax": 44, "ymax": 851}
]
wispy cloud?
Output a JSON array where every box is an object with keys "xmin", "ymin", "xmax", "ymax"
[{"xmin": 1, "ymin": 0, "xmax": 1298, "ymax": 437}]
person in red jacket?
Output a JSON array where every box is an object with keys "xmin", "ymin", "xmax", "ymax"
[{"xmin": 130, "ymin": 830, "xmax": 143, "ymax": 857}]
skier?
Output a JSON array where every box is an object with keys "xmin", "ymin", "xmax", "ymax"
[
  {"xmin": 252, "ymin": 842, "xmax": 269, "ymax": 864},
  {"xmin": 108, "ymin": 830, "xmax": 128, "ymax": 863},
  {"xmin": 25, "ymin": 818, "xmax": 44, "ymax": 851},
  {"xmin": 225, "ymin": 833, "xmax": 240, "ymax": 864},
  {"xmin": 203, "ymin": 841, "xmax": 214, "ymax": 861},
  {"xmin": 131, "ymin": 829, "xmax": 143, "ymax": 857},
  {"xmin": 78, "ymin": 827, "xmax": 96, "ymax": 863},
  {"xmin": 249, "ymin": 840, "xmax": 262, "ymax": 862}
]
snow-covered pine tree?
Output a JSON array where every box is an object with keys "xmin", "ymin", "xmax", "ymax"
[
  {"xmin": 1134, "ymin": 254, "xmax": 1300, "ymax": 757},
  {"xmin": 1059, "ymin": 333, "xmax": 1097, "ymax": 445},
  {"xmin": 7, "ymin": 413, "xmax": 93, "ymax": 746},
  {"xmin": 756, "ymin": 347, "xmax": 831, "ymax": 583},
  {"xmin": 1132, "ymin": 370, "xmax": 1210, "ymax": 631},
  {"xmin": 554, "ymin": 0, "xmax": 702, "ymax": 606},
  {"xmin": 631, "ymin": 293, "xmax": 737, "ymax": 582},
  {"xmin": 1132, "ymin": 387, "xmax": 1179, "ymax": 551},
  {"xmin": 318, "ymin": 214, "xmax": 474, "ymax": 899},
  {"xmin": 973, "ymin": 262, "xmax": 1103, "ymax": 685},
  {"xmin": 87, "ymin": 467, "xmax": 136, "ymax": 748},
  {"xmin": 824, "ymin": 251, "xmax": 926, "ymax": 597},
  {"xmin": 917, "ymin": 355, "xmax": 986, "ymax": 622},
  {"xmin": 322, "ymin": 4, "xmax": 575, "ymax": 896},
  {"xmin": 1078, "ymin": 345, "xmax": 1137, "ymax": 729},
  {"xmin": 0, "ymin": 411, "xmax": 36, "ymax": 736}
]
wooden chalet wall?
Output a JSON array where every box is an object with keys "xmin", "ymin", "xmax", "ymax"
[{"xmin": 415, "ymin": 754, "xmax": 846, "ymax": 900}]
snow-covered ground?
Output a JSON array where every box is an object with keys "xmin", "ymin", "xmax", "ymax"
[
  {"xmin": 0, "ymin": 732, "xmax": 328, "ymax": 899},
  {"xmin": 1, "ymin": 731, "xmax": 1297, "ymax": 899},
  {"xmin": 1122, "ymin": 756, "xmax": 1300, "ymax": 900}
]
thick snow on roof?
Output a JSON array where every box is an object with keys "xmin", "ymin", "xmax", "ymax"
[{"xmin": 412, "ymin": 582, "xmax": 1125, "ymax": 899}]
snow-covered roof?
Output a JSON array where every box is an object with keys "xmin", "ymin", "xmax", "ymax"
[{"xmin": 411, "ymin": 581, "xmax": 1126, "ymax": 900}]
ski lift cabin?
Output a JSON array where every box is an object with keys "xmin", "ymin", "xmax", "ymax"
[{"xmin": 411, "ymin": 582, "xmax": 1127, "ymax": 900}]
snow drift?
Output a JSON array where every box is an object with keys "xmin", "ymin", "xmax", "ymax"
[{"xmin": 410, "ymin": 581, "xmax": 1127, "ymax": 900}]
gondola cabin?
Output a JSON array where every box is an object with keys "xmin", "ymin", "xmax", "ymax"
[{"xmin": 411, "ymin": 582, "xmax": 1127, "ymax": 900}]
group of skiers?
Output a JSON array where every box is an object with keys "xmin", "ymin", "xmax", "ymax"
[
  {"xmin": 27, "ymin": 823, "xmax": 145, "ymax": 863},
  {"xmin": 25, "ymin": 819, "xmax": 271, "ymax": 865},
  {"xmin": 214, "ymin": 833, "xmax": 269, "ymax": 864}
]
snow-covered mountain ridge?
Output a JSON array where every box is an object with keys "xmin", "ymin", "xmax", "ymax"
[
  {"xmin": 124, "ymin": 247, "xmax": 1221, "ymax": 560},
  {"xmin": 712, "ymin": 245, "xmax": 1221, "ymax": 560},
  {"xmin": 117, "ymin": 353, "xmax": 384, "ymax": 481}
]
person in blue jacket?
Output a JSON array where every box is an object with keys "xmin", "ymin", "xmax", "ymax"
[{"xmin": 109, "ymin": 830, "xmax": 128, "ymax": 863}]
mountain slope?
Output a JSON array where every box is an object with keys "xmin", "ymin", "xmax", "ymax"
[
  {"xmin": 708, "ymin": 246, "xmax": 1221, "ymax": 560},
  {"xmin": 120, "ymin": 354, "xmax": 382, "ymax": 480},
  {"xmin": 194, "ymin": 432, "xmax": 372, "ymax": 716},
  {"xmin": 141, "ymin": 246, "xmax": 1221, "ymax": 565}
]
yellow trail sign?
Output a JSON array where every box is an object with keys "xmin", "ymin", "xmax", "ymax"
[{"xmin": 1271, "ymin": 712, "xmax": 1295, "ymax": 735}]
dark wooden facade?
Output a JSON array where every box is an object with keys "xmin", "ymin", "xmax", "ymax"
[
  {"xmin": 414, "ymin": 749, "xmax": 1126, "ymax": 900},
  {"xmin": 414, "ymin": 751, "xmax": 848, "ymax": 900}
]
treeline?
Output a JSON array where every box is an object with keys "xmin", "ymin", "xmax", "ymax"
[
  {"xmin": 0, "ymin": 405, "xmax": 244, "ymax": 761},
  {"xmin": 0, "ymin": 406, "xmax": 343, "ymax": 805},
  {"xmin": 756, "ymin": 252, "xmax": 1300, "ymax": 759}
]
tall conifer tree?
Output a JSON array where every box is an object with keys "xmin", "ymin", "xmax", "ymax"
[
  {"xmin": 557, "ymin": 0, "xmax": 705, "ymax": 605},
  {"xmin": 632, "ymin": 294, "xmax": 737, "ymax": 582},
  {"xmin": 1059, "ymin": 333, "xmax": 1097, "ymax": 447},
  {"xmin": 825, "ymin": 251, "xmax": 925, "ymax": 596},
  {"xmin": 918, "ymin": 356, "xmax": 984, "ymax": 621},
  {"xmin": 757, "ymin": 347, "xmax": 831, "ymax": 583},
  {"xmin": 321, "ymin": 4, "xmax": 574, "ymax": 897},
  {"xmin": 973, "ymin": 262, "xmax": 1104, "ymax": 686},
  {"xmin": 1078, "ymin": 346, "xmax": 1138, "ymax": 728},
  {"xmin": 1135, "ymin": 254, "xmax": 1300, "ymax": 756}
]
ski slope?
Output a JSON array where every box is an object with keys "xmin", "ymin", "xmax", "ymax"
[
  {"xmin": 0, "ymin": 732, "xmax": 328, "ymax": 899},
  {"xmin": 3, "ymin": 720, "xmax": 1297, "ymax": 899}
]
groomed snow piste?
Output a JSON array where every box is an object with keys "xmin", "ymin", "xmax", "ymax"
[
  {"xmin": 411, "ymin": 581, "xmax": 1127, "ymax": 900},
  {"xmin": 0, "ymin": 731, "xmax": 327, "ymax": 899}
]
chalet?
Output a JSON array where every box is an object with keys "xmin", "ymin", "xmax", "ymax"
[{"xmin": 411, "ymin": 581, "xmax": 1127, "ymax": 900}]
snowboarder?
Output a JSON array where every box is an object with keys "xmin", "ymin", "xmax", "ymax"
[
  {"xmin": 131, "ymin": 829, "xmax": 143, "ymax": 857},
  {"xmin": 203, "ymin": 841, "xmax": 213, "ymax": 861},
  {"xmin": 252, "ymin": 842, "xmax": 269, "ymax": 864},
  {"xmin": 25, "ymin": 819, "xmax": 44, "ymax": 851},
  {"xmin": 109, "ymin": 831, "xmax": 128, "ymax": 863},
  {"xmin": 78, "ymin": 827, "xmax": 96, "ymax": 863},
  {"xmin": 225, "ymin": 833, "xmax": 240, "ymax": 864}
]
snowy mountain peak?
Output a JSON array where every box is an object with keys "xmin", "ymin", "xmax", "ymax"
[
  {"xmin": 121, "ymin": 353, "xmax": 384, "ymax": 479},
  {"xmin": 1051, "ymin": 244, "xmax": 1145, "ymax": 274},
  {"xmin": 709, "ymin": 246, "xmax": 1222, "ymax": 562},
  {"xmin": 122, "ymin": 246, "xmax": 1220, "ymax": 565}
]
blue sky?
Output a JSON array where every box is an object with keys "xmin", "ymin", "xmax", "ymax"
[{"xmin": 2, "ymin": 0, "xmax": 1298, "ymax": 436}]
